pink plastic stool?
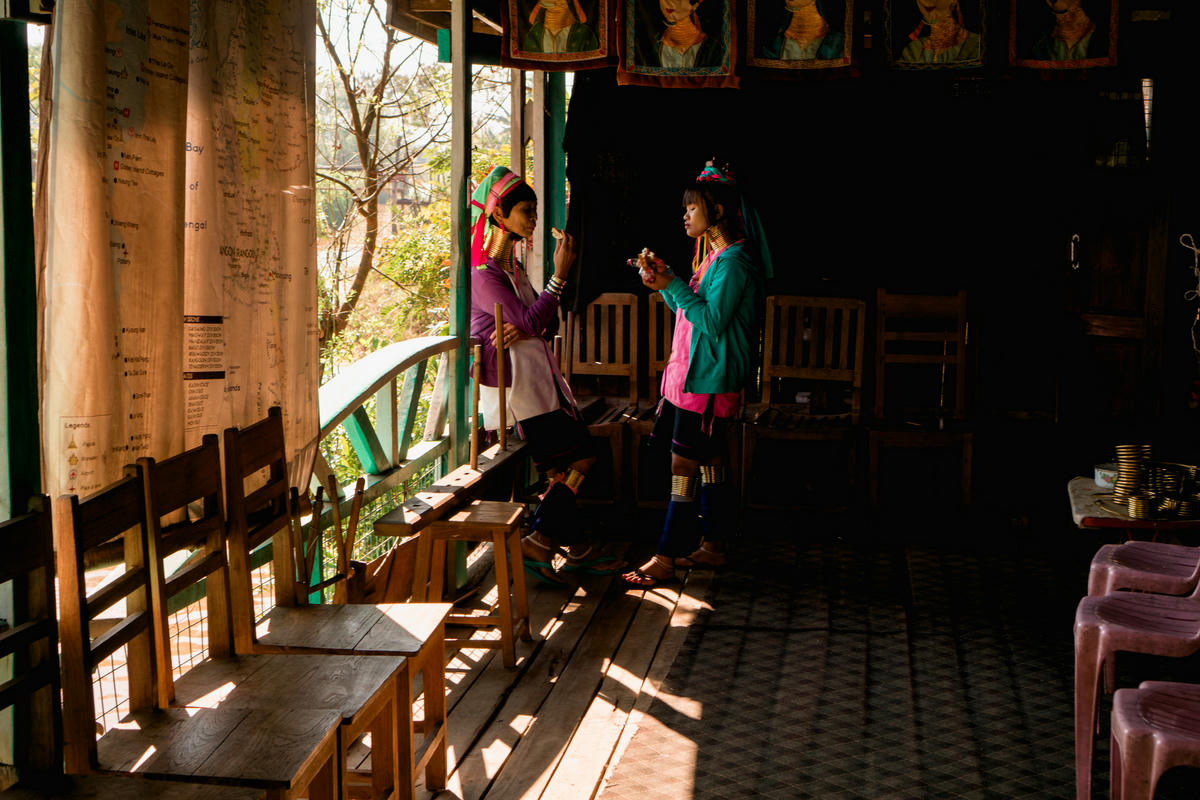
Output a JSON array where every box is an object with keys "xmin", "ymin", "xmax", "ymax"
[
  {"xmin": 1088, "ymin": 541, "xmax": 1200, "ymax": 597},
  {"xmin": 1110, "ymin": 680, "xmax": 1200, "ymax": 800},
  {"xmin": 1074, "ymin": 588, "xmax": 1200, "ymax": 800}
]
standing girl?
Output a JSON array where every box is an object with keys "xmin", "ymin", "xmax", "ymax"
[
  {"xmin": 623, "ymin": 160, "xmax": 772, "ymax": 587},
  {"xmin": 469, "ymin": 165, "xmax": 615, "ymax": 585}
]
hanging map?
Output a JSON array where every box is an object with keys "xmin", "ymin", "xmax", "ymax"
[{"xmin": 39, "ymin": 0, "xmax": 319, "ymax": 499}]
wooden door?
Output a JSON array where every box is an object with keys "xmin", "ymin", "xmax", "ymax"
[{"xmin": 1055, "ymin": 82, "xmax": 1167, "ymax": 454}]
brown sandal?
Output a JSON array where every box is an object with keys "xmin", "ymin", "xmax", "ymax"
[
  {"xmin": 622, "ymin": 555, "xmax": 677, "ymax": 588},
  {"xmin": 674, "ymin": 543, "xmax": 727, "ymax": 570}
]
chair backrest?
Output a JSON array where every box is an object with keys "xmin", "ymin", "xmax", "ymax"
[
  {"xmin": 139, "ymin": 434, "xmax": 234, "ymax": 707},
  {"xmin": 0, "ymin": 497, "xmax": 64, "ymax": 779},
  {"xmin": 873, "ymin": 289, "xmax": 969, "ymax": 421},
  {"xmin": 565, "ymin": 292, "xmax": 639, "ymax": 403},
  {"xmin": 646, "ymin": 293, "xmax": 674, "ymax": 403},
  {"xmin": 760, "ymin": 295, "xmax": 867, "ymax": 422},
  {"xmin": 223, "ymin": 406, "xmax": 301, "ymax": 653},
  {"xmin": 54, "ymin": 470, "xmax": 159, "ymax": 772}
]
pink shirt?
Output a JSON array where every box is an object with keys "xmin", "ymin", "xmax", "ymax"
[{"xmin": 660, "ymin": 247, "xmax": 741, "ymax": 418}]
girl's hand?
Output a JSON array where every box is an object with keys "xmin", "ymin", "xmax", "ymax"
[
  {"xmin": 491, "ymin": 322, "xmax": 530, "ymax": 348},
  {"xmin": 552, "ymin": 231, "xmax": 577, "ymax": 279},
  {"xmin": 641, "ymin": 267, "xmax": 674, "ymax": 291},
  {"xmin": 628, "ymin": 247, "xmax": 668, "ymax": 274}
]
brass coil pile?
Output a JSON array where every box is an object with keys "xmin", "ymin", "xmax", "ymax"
[
  {"xmin": 1112, "ymin": 444, "xmax": 1151, "ymax": 505},
  {"xmin": 1179, "ymin": 495, "xmax": 1200, "ymax": 519},
  {"xmin": 1107, "ymin": 446, "xmax": 1199, "ymax": 520},
  {"xmin": 1127, "ymin": 493, "xmax": 1153, "ymax": 520}
]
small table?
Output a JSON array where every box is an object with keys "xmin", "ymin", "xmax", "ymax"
[{"xmin": 1068, "ymin": 476, "xmax": 1200, "ymax": 538}]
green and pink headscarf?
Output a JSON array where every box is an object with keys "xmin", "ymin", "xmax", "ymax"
[
  {"xmin": 469, "ymin": 165, "xmax": 530, "ymax": 268},
  {"xmin": 692, "ymin": 160, "xmax": 774, "ymax": 279}
]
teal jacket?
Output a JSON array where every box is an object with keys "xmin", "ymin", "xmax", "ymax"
[{"xmin": 660, "ymin": 242, "xmax": 763, "ymax": 395}]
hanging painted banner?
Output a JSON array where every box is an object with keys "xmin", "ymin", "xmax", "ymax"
[
  {"xmin": 885, "ymin": 0, "xmax": 986, "ymax": 69},
  {"xmin": 747, "ymin": 0, "xmax": 853, "ymax": 71},
  {"xmin": 501, "ymin": 0, "xmax": 614, "ymax": 70},
  {"xmin": 1010, "ymin": 0, "xmax": 1117, "ymax": 68},
  {"xmin": 617, "ymin": 0, "xmax": 739, "ymax": 87},
  {"xmin": 38, "ymin": 0, "xmax": 319, "ymax": 500}
]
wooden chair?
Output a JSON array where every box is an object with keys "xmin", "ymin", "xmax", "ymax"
[
  {"xmin": 223, "ymin": 407, "xmax": 451, "ymax": 795},
  {"xmin": 53, "ymin": 471, "xmax": 343, "ymax": 799},
  {"xmin": 138, "ymin": 435, "xmax": 405, "ymax": 800},
  {"xmin": 630, "ymin": 292, "xmax": 674, "ymax": 508},
  {"xmin": 867, "ymin": 289, "xmax": 973, "ymax": 507},
  {"xmin": 563, "ymin": 292, "xmax": 640, "ymax": 504},
  {"xmin": 741, "ymin": 295, "xmax": 867, "ymax": 512},
  {"xmin": 0, "ymin": 498, "xmax": 264, "ymax": 800}
]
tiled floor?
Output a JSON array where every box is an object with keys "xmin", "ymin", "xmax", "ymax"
[{"xmin": 597, "ymin": 512, "xmax": 1200, "ymax": 800}]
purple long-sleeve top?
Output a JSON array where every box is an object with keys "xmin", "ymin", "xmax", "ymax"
[{"xmin": 470, "ymin": 257, "xmax": 561, "ymax": 387}]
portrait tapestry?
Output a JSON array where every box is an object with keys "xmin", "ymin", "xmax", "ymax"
[
  {"xmin": 616, "ymin": 0, "xmax": 739, "ymax": 88},
  {"xmin": 1010, "ymin": 0, "xmax": 1117, "ymax": 69},
  {"xmin": 747, "ymin": 0, "xmax": 853, "ymax": 71},
  {"xmin": 502, "ymin": 0, "xmax": 614, "ymax": 70},
  {"xmin": 885, "ymin": 0, "xmax": 986, "ymax": 69}
]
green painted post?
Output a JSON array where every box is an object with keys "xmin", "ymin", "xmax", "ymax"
[
  {"xmin": 0, "ymin": 17, "xmax": 39, "ymax": 770},
  {"xmin": 448, "ymin": 0, "xmax": 475, "ymax": 589},
  {"xmin": 449, "ymin": 0, "xmax": 472, "ymax": 470},
  {"xmin": 543, "ymin": 72, "xmax": 567, "ymax": 264},
  {"xmin": 0, "ymin": 21, "xmax": 40, "ymax": 520}
]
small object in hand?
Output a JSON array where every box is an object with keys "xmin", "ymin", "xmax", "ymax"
[
  {"xmin": 551, "ymin": 227, "xmax": 565, "ymax": 240},
  {"xmin": 628, "ymin": 247, "xmax": 657, "ymax": 270}
]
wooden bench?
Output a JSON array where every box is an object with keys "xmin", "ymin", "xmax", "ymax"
[
  {"xmin": 0, "ymin": 498, "xmax": 266, "ymax": 800},
  {"xmin": 223, "ymin": 408, "xmax": 457, "ymax": 795},
  {"xmin": 54, "ymin": 473, "xmax": 343, "ymax": 800},
  {"xmin": 372, "ymin": 440, "xmax": 529, "ymax": 541},
  {"xmin": 138, "ymin": 435, "xmax": 405, "ymax": 800}
]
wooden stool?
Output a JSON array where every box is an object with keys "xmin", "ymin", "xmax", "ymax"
[{"xmin": 415, "ymin": 500, "xmax": 532, "ymax": 667}]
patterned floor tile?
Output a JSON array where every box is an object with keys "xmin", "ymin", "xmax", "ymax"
[{"xmin": 597, "ymin": 523, "xmax": 1200, "ymax": 800}]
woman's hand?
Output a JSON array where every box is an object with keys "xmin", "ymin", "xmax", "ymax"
[
  {"xmin": 552, "ymin": 231, "xmax": 577, "ymax": 280},
  {"xmin": 641, "ymin": 267, "xmax": 674, "ymax": 291},
  {"xmin": 491, "ymin": 322, "xmax": 531, "ymax": 348},
  {"xmin": 632, "ymin": 248, "xmax": 673, "ymax": 291}
]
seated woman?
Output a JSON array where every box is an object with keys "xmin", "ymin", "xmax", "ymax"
[{"xmin": 469, "ymin": 166, "xmax": 621, "ymax": 584}]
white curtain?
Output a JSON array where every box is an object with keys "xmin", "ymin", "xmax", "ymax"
[{"xmin": 38, "ymin": 0, "xmax": 319, "ymax": 498}]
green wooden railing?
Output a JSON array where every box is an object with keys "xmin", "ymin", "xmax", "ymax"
[
  {"xmin": 303, "ymin": 334, "xmax": 468, "ymax": 594},
  {"xmin": 315, "ymin": 334, "xmax": 459, "ymax": 505}
]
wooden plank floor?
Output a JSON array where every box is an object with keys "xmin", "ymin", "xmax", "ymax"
[{"xmin": 400, "ymin": 545, "xmax": 709, "ymax": 800}]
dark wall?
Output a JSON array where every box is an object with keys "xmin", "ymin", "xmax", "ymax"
[{"xmin": 561, "ymin": 1, "xmax": 1197, "ymax": 466}]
